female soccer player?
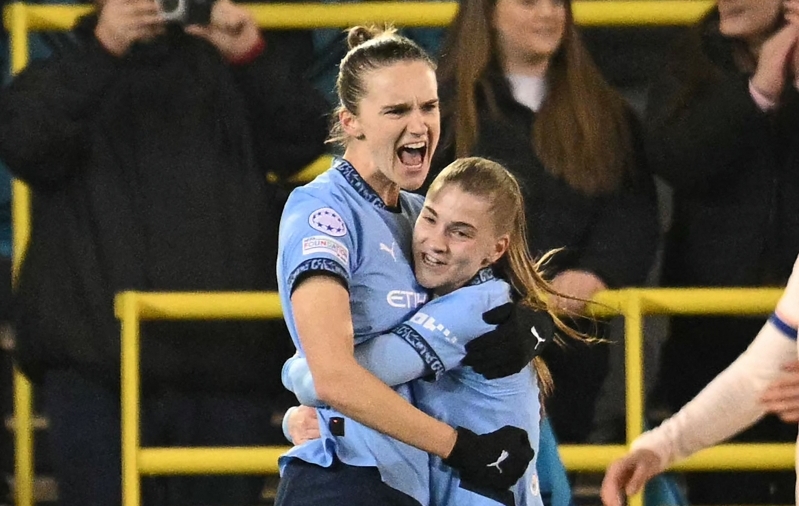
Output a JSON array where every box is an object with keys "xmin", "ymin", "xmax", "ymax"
[
  {"xmin": 284, "ymin": 157, "xmax": 587, "ymax": 506},
  {"xmin": 274, "ymin": 27, "xmax": 539, "ymax": 506}
]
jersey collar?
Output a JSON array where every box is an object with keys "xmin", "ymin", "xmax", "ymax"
[
  {"xmin": 466, "ymin": 267, "xmax": 497, "ymax": 287},
  {"xmin": 335, "ymin": 157, "xmax": 402, "ymax": 213}
]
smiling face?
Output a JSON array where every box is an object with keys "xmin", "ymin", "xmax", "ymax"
[
  {"xmin": 492, "ymin": 0, "xmax": 567, "ymax": 71},
  {"xmin": 413, "ymin": 185, "xmax": 509, "ymax": 296},
  {"xmin": 717, "ymin": 0, "xmax": 782, "ymax": 43},
  {"xmin": 341, "ymin": 60, "xmax": 440, "ymax": 193}
]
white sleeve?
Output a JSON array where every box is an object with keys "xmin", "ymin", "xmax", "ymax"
[{"xmin": 632, "ymin": 318, "xmax": 797, "ymax": 470}]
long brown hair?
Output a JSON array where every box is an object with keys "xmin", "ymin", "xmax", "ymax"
[
  {"xmin": 437, "ymin": 0, "xmax": 634, "ymax": 195},
  {"xmin": 427, "ymin": 157, "xmax": 595, "ymax": 392}
]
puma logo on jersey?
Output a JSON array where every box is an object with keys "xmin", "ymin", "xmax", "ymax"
[
  {"xmin": 532, "ymin": 326, "xmax": 547, "ymax": 349},
  {"xmin": 380, "ymin": 242, "xmax": 397, "ymax": 261},
  {"xmin": 486, "ymin": 450, "xmax": 509, "ymax": 473}
]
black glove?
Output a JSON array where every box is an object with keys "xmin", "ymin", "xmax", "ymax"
[
  {"xmin": 444, "ymin": 425, "xmax": 534, "ymax": 490},
  {"xmin": 462, "ymin": 302, "xmax": 555, "ymax": 379}
]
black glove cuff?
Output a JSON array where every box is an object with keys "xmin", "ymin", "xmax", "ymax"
[{"xmin": 443, "ymin": 427, "xmax": 477, "ymax": 468}]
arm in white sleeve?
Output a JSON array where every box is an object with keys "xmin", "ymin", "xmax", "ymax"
[{"xmin": 632, "ymin": 315, "xmax": 797, "ymax": 470}]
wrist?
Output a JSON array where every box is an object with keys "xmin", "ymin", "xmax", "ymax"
[
  {"xmin": 440, "ymin": 425, "xmax": 460, "ymax": 460},
  {"xmin": 749, "ymin": 78, "xmax": 779, "ymax": 111},
  {"xmin": 226, "ymin": 33, "xmax": 265, "ymax": 66},
  {"xmin": 94, "ymin": 26, "xmax": 126, "ymax": 57}
]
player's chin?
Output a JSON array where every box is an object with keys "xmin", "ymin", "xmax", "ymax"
[
  {"xmin": 413, "ymin": 268, "xmax": 440, "ymax": 290},
  {"xmin": 396, "ymin": 162, "xmax": 429, "ymax": 191}
]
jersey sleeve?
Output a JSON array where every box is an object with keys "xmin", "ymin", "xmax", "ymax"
[
  {"xmin": 379, "ymin": 283, "xmax": 510, "ymax": 381},
  {"xmin": 280, "ymin": 193, "xmax": 356, "ymax": 293},
  {"xmin": 281, "ymin": 284, "xmax": 510, "ymax": 401}
]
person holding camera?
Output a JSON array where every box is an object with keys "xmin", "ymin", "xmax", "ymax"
[{"xmin": 0, "ymin": 0, "xmax": 328, "ymax": 504}]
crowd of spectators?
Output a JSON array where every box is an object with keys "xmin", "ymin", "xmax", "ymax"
[{"xmin": 0, "ymin": 0, "xmax": 797, "ymax": 504}]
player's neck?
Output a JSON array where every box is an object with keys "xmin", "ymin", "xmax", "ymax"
[{"xmin": 343, "ymin": 151, "xmax": 401, "ymax": 207}]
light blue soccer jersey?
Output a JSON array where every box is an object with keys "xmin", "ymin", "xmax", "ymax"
[
  {"xmin": 276, "ymin": 157, "xmax": 430, "ymax": 504},
  {"xmin": 284, "ymin": 269, "xmax": 545, "ymax": 506}
]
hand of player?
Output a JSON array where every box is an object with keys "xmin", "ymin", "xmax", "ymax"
[
  {"xmin": 184, "ymin": 0, "xmax": 262, "ymax": 62},
  {"xmin": 462, "ymin": 302, "xmax": 555, "ymax": 379},
  {"xmin": 549, "ymin": 269, "xmax": 607, "ymax": 315},
  {"xmin": 444, "ymin": 425, "xmax": 534, "ymax": 490},
  {"xmin": 285, "ymin": 405, "xmax": 321, "ymax": 445},
  {"xmin": 600, "ymin": 449, "xmax": 662, "ymax": 506},
  {"xmin": 95, "ymin": 0, "xmax": 166, "ymax": 57},
  {"xmin": 761, "ymin": 360, "xmax": 799, "ymax": 422},
  {"xmin": 751, "ymin": 22, "xmax": 799, "ymax": 103}
]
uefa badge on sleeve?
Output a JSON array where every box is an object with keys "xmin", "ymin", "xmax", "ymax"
[{"xmin": 309, "ymin": 207, "xmax": 348, "ymax": 237}]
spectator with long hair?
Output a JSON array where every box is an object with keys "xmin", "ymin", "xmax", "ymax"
[{"xmin": 432, "ymin": 0, "xmax": 659, "ymax": 444}]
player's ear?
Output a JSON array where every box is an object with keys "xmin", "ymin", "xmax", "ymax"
[
  {"xmin": 483, "ymin": 234, "xmax": 509, "ymax": 266},
  {"xmin": 340, "ymin": 109, "xmax": 365, "ymax": 141}
]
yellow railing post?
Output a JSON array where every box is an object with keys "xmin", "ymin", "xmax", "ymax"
[
  {"xmin": 6, "ymin": 3, "xmax": 35, "ymax": 505},
  {"xmin": 118, "ymin": 293, "xmax": 142, "ymax": 506},
  {"xmin": 626, "ymin": 292, "xmax": 645, "ymax": 506},
  {"xmin": 7, "ymin": 5, "xmax": 34, "ymax": 506}
]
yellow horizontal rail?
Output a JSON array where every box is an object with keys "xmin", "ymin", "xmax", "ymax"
[
  {"xmin": 139, "ymin": 447, "xmax": 290, "ymax": 475},
  {"xmin": 6, "ymin": 1, "xmax": 715, "ymax": 32},
  {"xmin": 114, "ymin": 292, "xmax": 284, "ymax": 321},
  {"xmin": 560, "ymin": 444, "xmax": 796, "ymax": 472}
]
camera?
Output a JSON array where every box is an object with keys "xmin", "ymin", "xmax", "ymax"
[{"xmin": 155, "ymin": 0, "xmax": 215, "ymax": 25}]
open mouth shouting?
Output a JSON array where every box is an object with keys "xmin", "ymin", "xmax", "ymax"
[{"xmin": 397, "ymin": 141, "xmax": 428, "ymax": 170}]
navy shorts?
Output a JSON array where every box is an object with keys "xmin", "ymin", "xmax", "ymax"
[{"xmin": 275, "ymin": 457, "xmax": 423, "ymax": 506}]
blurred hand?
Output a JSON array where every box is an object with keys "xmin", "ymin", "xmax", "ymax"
[
  {"xmin": 600, "ymin": 449, "xmax": 662, "ymax": 506},
  {"xmin": 287, "ymin": 405, "xmax": 321, "ymax": 445},
  {"xmin": 95, "ymin": 0, "xmax": 166, "ymax": 57},
  {"xmin": 751, "ymin": 22, "xmax": 799, "ymax": 102},
  {"xmin": 184, "ymin": 0, "xmax": 261, "ymax": 61},
  {"xmin": 761, "ymin": 360, "xmax": 799, "ymax": 422},
  {"xmin": 550, "ymin": 269, "xmax": 607, "ymax": 315}
]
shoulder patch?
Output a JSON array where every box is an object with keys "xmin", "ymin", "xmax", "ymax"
[
  {"xmin": 302, "ymin": 235, "xmax": 349, "ymax": 264},
  {"xmin": 309, "ymin": 207, "xmax": 348, "ymax": 237}
]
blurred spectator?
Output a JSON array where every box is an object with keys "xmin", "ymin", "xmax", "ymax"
[
  {"xmin": 431, "ymin": 0, "xmax": 659, "ymax": 444},
  {"xmin": 645, "ymin": 1, "xmax": 799, "ymax": 503},
  {"xmin": 0, "ymin": 0, "xmax": 328, "ymax": 504}
]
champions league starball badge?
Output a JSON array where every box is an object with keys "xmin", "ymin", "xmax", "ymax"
[{"xmin": 309, "ymin": 207, "xmax": 348, "ymax": 237}]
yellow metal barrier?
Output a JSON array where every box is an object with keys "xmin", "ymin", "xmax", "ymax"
[{"xmin": 111, "ymin": 288, "xmax": 790, "ymax": 506}]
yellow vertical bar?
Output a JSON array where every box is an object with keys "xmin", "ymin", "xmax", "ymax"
[
  {"xmin": 8, "ymin": 4, "xmax": 35, "ymax": 505},
  {"xmin": 120, "ymin": 294, "xmax": 141, "ymax": 506},
  {"xmin": 12, "ymin": 371, "xmax": 32, "ymax": 506},
  {"xmin": 625, "ymin": 292, "xmax": 645, "ymax": 506}
]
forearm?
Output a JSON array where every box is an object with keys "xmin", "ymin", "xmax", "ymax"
[
  {"xmin": 316, "ymin": 358, "xmax": 456, "ymax": 458},
  {"xmin": 284, "ymin": 336, "xmax": 428, "ymax": 406},
  {"xmin": 292, "ymin": 277, "xmax": 457, "ymax": 458},
  {"xmin": 632, "ymin": 320, "xmax": 796, "ymax": 469}
]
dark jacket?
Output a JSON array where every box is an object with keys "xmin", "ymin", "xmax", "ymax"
[
  {"xmin": 646, "ymin": 9, "xmax": 799, "ymax": 288},
  {"xmin": 433, "ymin": 69, "xmax": 659, "ymax": 288},
  {"xmin": 0, "ymin": 17, "xmax": 329, "ymax": 393}
]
